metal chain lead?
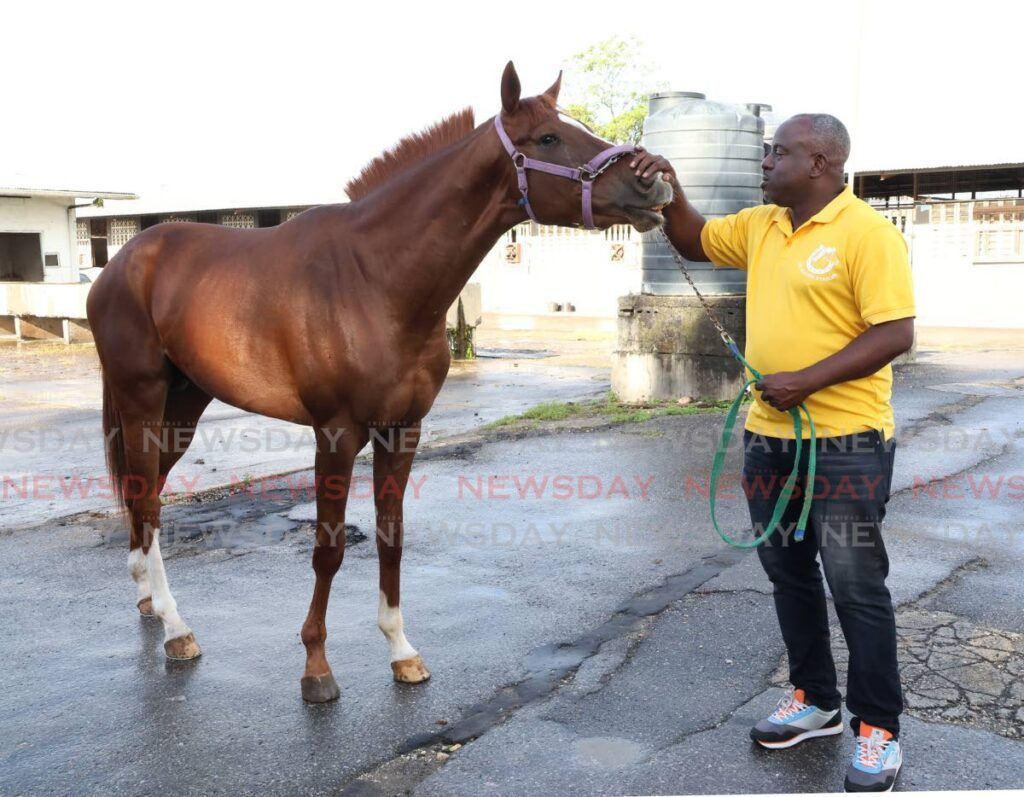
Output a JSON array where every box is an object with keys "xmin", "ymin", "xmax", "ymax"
[{"xmin": 656, "ymin": 228, "xmax": 731, "ymax": 343}]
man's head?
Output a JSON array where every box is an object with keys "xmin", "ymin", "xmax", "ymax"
[{"xmin": 760, "ymin": 113, "xmax": 850, "ymax": 208}]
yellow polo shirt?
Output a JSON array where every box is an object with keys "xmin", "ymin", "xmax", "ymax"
[{"xmin": 700, "ymin": 186, "xmax": 915, "ymax": 440}]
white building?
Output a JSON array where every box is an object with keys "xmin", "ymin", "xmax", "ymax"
[
  {"xmin": 857, "ymin": 161, "xmax": 1024, "ymax": 329},
  {"xmin": 0, "ymin": 185, "xmax": 136, "ymax": 341}
]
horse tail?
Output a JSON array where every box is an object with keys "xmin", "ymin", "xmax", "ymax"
[{"xmin": 101, "ymin": 373, "xmax": 130, "ymax": 516}]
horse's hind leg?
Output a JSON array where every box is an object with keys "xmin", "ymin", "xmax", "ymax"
[
  {"xmin": 105, "ymin": 344, "xmax": 201, "ymax": 660},
  {"xmin": 131, "ymin": 377, "xmax": 213, "ymax": 621}
]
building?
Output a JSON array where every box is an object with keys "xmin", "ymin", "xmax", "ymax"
[
  {"xmin": 79, "ymin": 197, "xmax": 641, "ymax": 325},
  {"xmin": 75, "ymin": 189, "xmax": 339, "ymax": 268},
  {"xmin": 856, "ymin": 161, "xmax": 1024, "ymax": 329},
  {"xmin": 0, "ymin": 184, "xmax": 136, "ymax": 342}
]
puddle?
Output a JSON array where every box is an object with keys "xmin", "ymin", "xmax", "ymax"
[{"xmin": 572, "ymin": 736, "xmax": 646, "ymax": 768}]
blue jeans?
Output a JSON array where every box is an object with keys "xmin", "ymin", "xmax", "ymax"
[{"xmin": 743, "ymin": 429, "xmax": 903, "ymax": 737}]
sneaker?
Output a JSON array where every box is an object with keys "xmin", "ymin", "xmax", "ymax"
[
  {"xmin": 844, "ymin": 722, "xmax": 903, "ymax": 792},
  {"xmin": 750, "ymin": 687, "xmax": 843, "ymax": 749}
]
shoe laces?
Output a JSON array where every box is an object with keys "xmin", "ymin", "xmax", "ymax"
[
  {"xmin": 771, "ymin": 687, "xmax": 807, "ymax": 721},
  {"xmin": 856, "ymin": 728, "xmax": 890, "ymax": 768}
]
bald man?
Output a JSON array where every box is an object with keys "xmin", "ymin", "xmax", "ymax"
[{"xmin": 634, "ymin": 114, "xmax": 914, "ymax": 793}]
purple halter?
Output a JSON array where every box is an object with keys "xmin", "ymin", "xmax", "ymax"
[{"xmin": 494, "ymin": 114, "xmax": 636, "ymax": 230}]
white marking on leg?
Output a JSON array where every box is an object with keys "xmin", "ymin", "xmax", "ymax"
[
  {"xmin": 378, "ymin": 589, "xmax": 417, "ymax": 662},
  {"xmin": 128, "ymin": 547, "xmax": 151, "ymax": 603},
  {"xmin": 145, "ymin": 532, "xmax": 192, "ymax": 642}
]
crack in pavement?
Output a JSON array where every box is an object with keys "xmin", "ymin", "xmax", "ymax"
[
  {"xmin": 338, "ymin": 549, "xmax": 746, "ymax": 795},
  {"xmin": 767, "ymin": 556, "xmax": 1024, "ymax": 739},
  {"xmin": 890, "ymin": 432, "xmax": 1023, "ymax": 499},
  {"xmin": 898, "ymin": 394, "xmax": 989, "ymax": 443}
]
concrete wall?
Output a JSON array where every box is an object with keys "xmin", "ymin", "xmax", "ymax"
[
  {"xmin": 472, "ymin": 223, "xmax": 641, "ymax": 317},
  {"xmin": 0, "ymin": 281, "xmax": 91, "ymax": 318},
  {"xmin": 0, "ymin": 196, "xmax": 78, "ymax": 282},
  {"xmin": 908, "ymin": 202, "xmax": 1024, "ymax": 329}
]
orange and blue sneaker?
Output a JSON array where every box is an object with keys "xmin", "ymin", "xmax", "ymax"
[
  {"xmin": 749, "ymin": 687, "xmax": 843, "ymax": 749},
  {"xmin": 844, "ymin": 722, "xmax": 903, "ymax": 792}
]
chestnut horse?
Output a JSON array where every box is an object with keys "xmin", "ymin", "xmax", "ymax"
[{"xmin": 87, "ymin": 62, "xmax": 672, "ymax": 702}]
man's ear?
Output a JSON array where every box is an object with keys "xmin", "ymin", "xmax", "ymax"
[{"xmin": 809, "ymin": 153, "xmax": 829, "ymax": 178}]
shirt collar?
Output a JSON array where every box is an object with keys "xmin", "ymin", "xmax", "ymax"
[
  {"xmin": 808, "ymin": 184, "xmax": 856, "ymax": 224},
  {"xmin": 769, "ymin": 184, "xmax": 855, "ymax": 236}
]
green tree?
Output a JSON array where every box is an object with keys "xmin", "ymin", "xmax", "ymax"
[{"xmin": 561, "ymin": 35, "xmax": 663, "ymax": 145}]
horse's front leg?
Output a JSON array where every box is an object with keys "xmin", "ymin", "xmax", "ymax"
[
  {"xmin": 373, "ymin": 424, "xmax": 430, "ymax": 684},
  {"xmin": 299, "ymin": 422, "xmax": 367, "ymax": 703}
]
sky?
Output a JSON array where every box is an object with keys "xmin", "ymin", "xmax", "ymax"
[{"xmin": 4, "ymin": 0, "xmax": 1021, "ymax": 205}]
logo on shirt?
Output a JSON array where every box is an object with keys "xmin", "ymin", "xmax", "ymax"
[{"xmin": 799, "ymin": 245, "xmax": 841, "ymax": 281}]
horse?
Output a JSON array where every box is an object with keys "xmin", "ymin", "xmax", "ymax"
[{"xmin": 86, "ymin": 62, "xmax": 673, "ymax": 702}]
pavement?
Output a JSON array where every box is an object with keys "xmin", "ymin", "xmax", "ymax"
[{"xmin": 0, "ymin": 328, "xmax": 1022, "ymax": 796}]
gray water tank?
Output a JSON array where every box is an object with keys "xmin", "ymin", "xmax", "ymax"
[{"xmin": 640, "ymin": 92, "xmax": 765, "ymax": 295}]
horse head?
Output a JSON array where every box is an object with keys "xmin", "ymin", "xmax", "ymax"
[{"xmin": 495, "ymin": 61, "xmax": 672, "ymax": 232}]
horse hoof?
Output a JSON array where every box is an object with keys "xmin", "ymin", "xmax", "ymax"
[
  {"xmin": 301, "ymin": 673, "xmax": 341, "ymax": 703},
  {"xmin": 137, "ymin": 597, "xmax": 155, "ymax": 617},
  {"xmin": 391, "ymin": 655, "xmax": 431, "ymax": 684},
  {"xmin": 164, "ymin": 633, "xmax": 202, "ymax": 661}
]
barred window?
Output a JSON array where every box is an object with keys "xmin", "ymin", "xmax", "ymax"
[
  {"xmin": 108, "ymin": 218, "xmax": 139, "ymax": 247},
  {"xmin": 220, "ymin": 212, "xmax": 255, "ymax": 229}
]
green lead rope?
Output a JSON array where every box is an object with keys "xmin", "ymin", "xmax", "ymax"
[{"xmin": 709, "ymin": 332, "xmax": 817, "ymax": 548}]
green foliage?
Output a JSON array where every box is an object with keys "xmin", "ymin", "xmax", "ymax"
[
  {"xmin": 561, "ymin": 35, "xmax": 664, "ymax": 145},
  {"xmin": 483, "ymin": 391, "xmax": 730, "ymax": 430}
]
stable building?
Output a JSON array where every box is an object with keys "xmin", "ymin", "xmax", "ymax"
[
  {"xmin": 857, "ymin": 161, "xmax": 1024, "ymax": 329},
  {"xmin": 0, "ymin": 184, "xmax": 136, "ymax": 341}
]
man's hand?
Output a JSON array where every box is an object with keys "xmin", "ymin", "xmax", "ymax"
[
  {"xmin": 631, "ymin": 147, "xmax": 708, "ymax": 260},
  {"xmin": 754, "ymin": 371, "xmax": 816, "ymax": 413},
  {"xmin": 630, "ymin": 146, "xmax": 681, "ymax": 192}
]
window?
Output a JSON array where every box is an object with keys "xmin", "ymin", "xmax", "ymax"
[
  {"xmin": 0, "ymin": 233, "xmax": 44, "ymax": 281},
  {"xmin": 108, "ymin": 218, "xmax": 138, "ymax": 247}
]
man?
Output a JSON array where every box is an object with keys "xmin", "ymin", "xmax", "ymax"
[{"xmin": 632, "ymin": 114, "xmax": 914, "ymax": 793}]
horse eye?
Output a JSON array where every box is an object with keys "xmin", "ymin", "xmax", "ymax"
[{"xmin": 539, "ymin": 134, "xmax": 560, "ymax": 146}]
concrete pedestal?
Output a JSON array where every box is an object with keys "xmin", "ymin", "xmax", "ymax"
[{"xmin": 612, "ymin": 294, "xmax": 747, "ymax": 402}]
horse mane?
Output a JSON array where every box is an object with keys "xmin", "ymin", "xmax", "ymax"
[{"xmin": 345, "ymin": 107, "xmax": 476, "ymax": 201}]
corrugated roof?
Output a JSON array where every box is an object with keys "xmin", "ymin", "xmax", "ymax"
[{"xmin": 853, "ymin": 161, "xmax": 1024, "ymax": 176}]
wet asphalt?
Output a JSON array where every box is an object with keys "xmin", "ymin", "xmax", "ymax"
[{"xmin": 1, "ymin": 344, "xmax": 1023, "ymax": 795}]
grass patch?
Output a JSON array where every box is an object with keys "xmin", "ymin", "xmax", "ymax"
[{"xmin": 484, "ymin": 390, "xmax": 737, "ymax": 430}]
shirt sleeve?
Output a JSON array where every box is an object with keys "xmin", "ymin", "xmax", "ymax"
[
  {"xmin": 699, "ymin": 206, "xmax": 765, "ymax": 270},
  {"xmin": 848, "ymin": 223, "xmax": 916, "ymax": 325}
]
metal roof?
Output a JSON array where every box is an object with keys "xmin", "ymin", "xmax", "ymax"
[
  {"xmin": 77, "ymin": 187, "xmax": 349, "ymax": 218},
  {"xmin": 853, "ymin": 161, "xmax": 1024, "ymax": 177},
  {"xmin": 0, "ymin": 186, "xmax": 138, "ymax": 201}
]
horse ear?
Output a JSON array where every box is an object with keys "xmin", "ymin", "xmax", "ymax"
[
  {"xmin": 501, "ymin": 61, "xmax": 521, "ymax": 114},
  {"xmin": 542, "ymin": 71, "xmax": 562, "ymax": 106}
]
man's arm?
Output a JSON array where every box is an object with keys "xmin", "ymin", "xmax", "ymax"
[
  {"xmin": 755, "ymin": 318, "xmax": 915, "ymax": 413},
  {"xmin": 630, "ymin": 147, "xmax": 708, "ymax": 262}
]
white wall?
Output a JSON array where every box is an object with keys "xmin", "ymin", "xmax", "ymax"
[
  {"xmin": 0, "ymin": 281, "xmax": 91, "ymax": 317},
  {"xmin": 472, "ymin": 224, "xmax": 642, "ymax": 317},
  {"xmin": 0, "ymin": 196, "xmax": 78, "ymax": 283},
  {"xmin": 906, "ymin": 201, "xmax": 1024, "ymax": 329}
]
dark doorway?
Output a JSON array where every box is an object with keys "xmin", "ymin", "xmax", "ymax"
[
  {"xmin": 140, "ymin": 215, "xmax": 161, "ymax": 230},
  {"xmin": 90, "ymin": 218, "xmax": 109, "ymax": 267},
  {"xmin": 0, "ymin": 233, "xmax": 44, "ymax": 281},
  {"xmin": 257, "ymin": 209, "xmax": 281, "ymax": 228}
]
